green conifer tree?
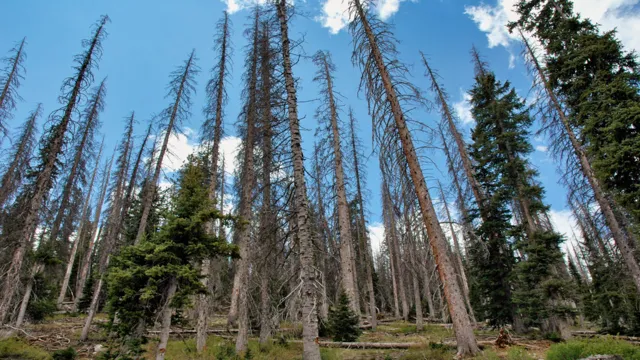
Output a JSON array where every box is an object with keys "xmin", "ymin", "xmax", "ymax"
[{"xmin": 328, "ymin": 291, "xmax": 362, "ymax": 342}]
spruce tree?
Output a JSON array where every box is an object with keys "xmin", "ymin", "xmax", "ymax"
[
  {"xmin": 105, "ymin": 153, "xmax": 236, "ymax": 358},
  {"xmin": 328, "ymin": 291, "xmax": 362, "ymax": 342}
]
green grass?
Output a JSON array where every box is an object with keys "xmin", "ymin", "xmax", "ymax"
[
  {"xmin": 546, "ymin": 337, "xmax": 640, "ymax": 360},
  {"xmin": 0, "ymin": 337, "xmax": 51, "ymax": 360}
]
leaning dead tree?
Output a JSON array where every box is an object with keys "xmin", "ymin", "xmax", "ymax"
[
  {"xmin": 134, "ymin": 50, "xmax": 198, "ymax": 244},
  {"xmin": 276, "ymin": 0, "xmax": 321, "ymax": 358},
  {"xmin": 0, "ymin": 16, "xmax": 108, "ymax": 325},
  {"xmin": 0, "ymin": 104, "xmax": 40, "ymax": 210},
  {"xmin": 196, "ymin": 10, "xmax": 232, "ymax": 353},
  {"xmin": 348, "ymin": 0, "xmax": 478, "ymax": 354},
  {"xmin": 0, "ymin": 37, "xmax": 26, "ymax": 142}
]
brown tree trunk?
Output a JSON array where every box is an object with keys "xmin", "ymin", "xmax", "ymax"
[
  {"xmin": 15, "ymin": 263, "xmax": 43, "ymax": 327},
  {"xmin": 352, "ymin": 1, "xmax": 478, "ymax": 353},
  {"xmin": 277, "ymin": 1, "xmax": 321, "ymax": 357},
  {"xmin": 382, "ymin": 184, "xmax": 401, "ymax": 319},
  {"xmin": 0, "ymin": 18, "xmax": 108, "ymax": 324}
]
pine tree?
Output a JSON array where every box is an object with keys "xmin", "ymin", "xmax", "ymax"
[
  {"xmin": 512, "ymin": 0, "xmax": 640, "ymax": 290},
  {"xmin": 0, "ymin": 16, "xmax": 108, "ymax": 324},
  {"xmin": 348, "ymin": 0, "xmax": 478, "ymax": 353},
  {"xmin": 312, "ymin": 50, "xmax": 359, "ymax": 315},
  {"xmin": 328, "ymin": 291, "xmax": 362, "ymax": 342},
  {"xmin": 276, "ymin": 0, "xmax": 322, "ymax": 357},
  {"xmin": 469, "ymin": 51, "xmax": 571, "ymax": 336},
  {"xmin": 105, "ymin": 153, "xmax": 236, "ymax": 359},
  {"xmin": 134, "ymin": 50, "xmax": 198, "ymax": 244},
  {"xmin": 0, "ymin": 38, "xmax": 26, "ymax": 142},
  {"xmin": 0, "ymin": 104, "xmax": 40, "ymax": 210}
]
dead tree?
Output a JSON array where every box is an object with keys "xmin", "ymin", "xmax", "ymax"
[
  {"xmin": 276, "ymin": 0, "xmax": 321, "ymax": 357},
  {"xmin": 196, "ymin": 11, "xmax": 233, "ymax": 352},
  {"xmin": 0, "ymin": 104, "xmax": 40, "ymax": 210},
  {"xmin": 0, "ymin": 37, "xmax": 26, "ymax": 142},
  {"xmin": 349, "ymin": 0, "xmax": 478, "ymax": 354},
  {"xmin": 134, "ymin": 50, "xmax": 198, "ymax": 244},
  {"xmin": 0, "ymin": 16, "xmax": 108, "ymax": 324}
]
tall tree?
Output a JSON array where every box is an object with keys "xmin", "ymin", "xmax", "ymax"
[
  {"xmin": 134, "ymin": 50, "xmax": 198, "ymax": 244},
  {"xmin": 276, "ymin": 0, "xmax": 321, "ymax": 357},
  {"xmin": 0, "ymin": 104, "xmax": 40, "ymax": 210},
  {"xmin": 348, "ymin": 0, "xmax": 478, "ymax": 354},
  {"xmin": 0, "ymin": 16, "xmax": 108, "ymax": 324},
  {"xmin": 196, "ymin": 11, "xmax": 233, "ymax": 352},
  {"xmin": 0, "ymin": 37, "xmax": 26, "ymax": 142},
  {"xmin": 347, "ymin": 109, "xmax": 377, "ymax": 329},
  {"xmin": 229, "ymin": 8, "xmax": 260, "ymax": 353},
  {"xmin": 512, "ymin": 0, "xmax": 640, "ymax": 269},
  {"xmin": 312, "ymin": 50, "xmax": 358, "ymax": 314}
]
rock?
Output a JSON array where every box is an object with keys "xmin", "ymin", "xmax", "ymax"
[
  {"xmin": 94, "ymin": 344, "xmax": 106, "ymax": 353},
  {"xmin": 578, "ymin": 355, "xmax": 623, "ymax": 360}
]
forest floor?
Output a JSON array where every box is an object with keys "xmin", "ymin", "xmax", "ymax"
[{"xmin": 0, "ymin": 314, "xmax": 637, "ymax": 359}]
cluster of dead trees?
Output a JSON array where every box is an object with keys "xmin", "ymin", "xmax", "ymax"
[{"xmin": 1, "ymin": 0, "xmax": 640, "ymax": 358}]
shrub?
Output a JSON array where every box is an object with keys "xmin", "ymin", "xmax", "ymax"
[
  {"xmin": 327, "ymin": 291, "xmax": 361, "ymax": 342},
  {"xmin": 546, "ymin": 338, "xmax": 640, "ymax": 360},
  {"xmin": 0, "ymin": 338, "xmax": 50, "ymax": 360},
  {"xmin": 52, "ymin": 347, "xmax": 77, "ymax": 360}
]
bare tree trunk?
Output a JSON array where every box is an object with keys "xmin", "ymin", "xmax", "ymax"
[
  {"xmin": 350, "ymin": 1, "xmax": 477, "ymax": 351},
  {"xmin": 232, "ymin": 11, "xmax": 259, "ymax": 353},
  {"xmin": 80, "ymin": 261, "xmax": 105, "ymax": 341},
  {"xmin": 156, "ymin": 277, "xmax": 177, "ymax": 360},
  {"xmin": 15, "ymin": 263, "xmax": 43, "ymax": 327},
  {"xmin": 438, "ymin": 182, "xmax": 475, "ymax": 323},
  {"xmin": 520, "ymin": 31, "xmax": 640, "ymax": 294},
  {"xmin": 73, "ymin": 156, "xmax": 111, "ymax": 312},
  {"xmin": 405, "ymin": 209, "xmax": 423, "ymax": 330},
  {"xmin": 0, "ymin": 38, "xmax": 26, "ymax": 141},
  {"xmin": 0, "ymin": 18, "xmax": 108, "ymax": 324},
  {"xmin": 56, "ymin": 142, "xmax": 103, "ymax": 307},
  {"xmin": 314, "ymin": 51, "xmax": 358, "ymax": 314},
  {"xmin": 277, "ymin": 1, "xmax": 321, "ymax": 357},
  {"xmin": 382, "ymin": 185, "xmax": 401, "ymax": 319},
  {"xmin": 135, "ymin": 51, "xmax": 195, "ymax": 245}
]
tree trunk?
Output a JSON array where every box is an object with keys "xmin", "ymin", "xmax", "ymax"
[
  {"xmin": 382, "ymin": 186, "xmax": 401, "ymax": 319},
  {"xmin": 276, "ymin": 1, "xmax": 321, "ymax": 358},
  {"xmin": 57, "ymin": 141, "xmax": 103, "ymax": 307},
  {"xmin": 0, "ymin": 18, "xmax": 107, "ymax": 324},
  {"xmin": 156, "ymin": 277, "xmax": 177, "ymax": 360},
  {"xmin": 80, "ymin": 263, "xmax": 106, "ymax": 341},
  {"xmin": 73, "ymin": 156, "xmax": 111, "ymax": 312},
  {"xmin": 352, "ymin": 1, "xmax": 477, "ymax": 353},
  {"xmin": 15, "ymin": 263, "xmax": 43, "ymax": 327}
]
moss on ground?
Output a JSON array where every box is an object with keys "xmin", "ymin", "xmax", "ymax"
[{"xmin": 0, "ymin": 337, "xmax": 52, "ymax": 360}]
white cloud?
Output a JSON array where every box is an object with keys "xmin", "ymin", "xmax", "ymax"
[
  {"xmin": 368, "ymin": 222, "xmax": 385, "ymax": 257},
  {"xmin": 222, "ymin": 0, "xmax": 268, "ymax": 14},
  {"xmin": 549, "ymin": 209, "xmax": 578, "ymax": 254},
  {"xmin": 466, "ymin": 0, "xmax": 640, "ymax": 52},
  {"xmin": 220, "ymin": 136, "xmax": 241, "ymax": 176},
  {"xmin": 453, "ymin": 90, "xmax": 474, "ymax": 125},
  {"xmin": 317, "ymin": 0, "xmax": 409, "ymax": 34},
  {"xmin": 163, "ymin": 128, "xmax": 197, "ymax": 173},
  {"xmin": 317, "ymin": 0, "xmax": 351, "ymax": 34},
  {"xmin": 508, "ymin": 53, "xmax": 516, "ymax": 69},
  {"xmin": 535, "ymin": 145, "xmax": 548, "ymax": 152}
]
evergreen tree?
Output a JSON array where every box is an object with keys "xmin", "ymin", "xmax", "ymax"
[
  {"xmin": 328, "ymin": 291, "xmax": 362, "ymax": 342},
  {"xmin": 105, "ymin": 153, "xmax": 236, "ymax": 358},
  {"xmin": 512, "ymin": 0, "xmax": 640, "ymax": 290},
  {"xmin": 0, "ymin": 38, "xmax": 26, "ymax": 142}
]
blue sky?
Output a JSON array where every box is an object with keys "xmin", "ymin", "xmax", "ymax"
[{"xmin": 2, "ymin": 0, "xmax": 639, "ymax": 253}]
